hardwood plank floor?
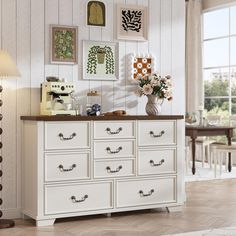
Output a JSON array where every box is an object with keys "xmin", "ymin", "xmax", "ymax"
[{"xmin": 1, "ymin": 180, "xmax": 236, "ymax": 236}]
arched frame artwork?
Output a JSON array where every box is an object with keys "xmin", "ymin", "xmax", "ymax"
[{"xmin": 87, "ymin": 1, "xmax": 106, "ymax": 27}]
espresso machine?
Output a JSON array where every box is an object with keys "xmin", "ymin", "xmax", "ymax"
[{"xmin": 40, "ymin": 81, "xmax": 76, "ymax": 115}]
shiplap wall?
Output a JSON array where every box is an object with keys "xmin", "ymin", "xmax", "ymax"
[{"xmin": 0, "ymin": 0, "xmax": 185, "ymax": 218}]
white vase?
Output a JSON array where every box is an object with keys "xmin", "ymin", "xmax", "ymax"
[{"xmin": 145, "ymin": 95, "xmax": 163, "ymax": 116}]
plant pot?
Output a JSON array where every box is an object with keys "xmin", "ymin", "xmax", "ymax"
[
  {"xmin": 97, "ymin": 49, "xmax": 106, "ymax": 64},
  {"xmin": 145, "ymin": 95, "xmax": 163, "ymax": 116}
]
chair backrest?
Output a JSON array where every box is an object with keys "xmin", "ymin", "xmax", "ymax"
[{"xmin": 206, "ymin": 115, "xmax": 221, "ymax": 126}]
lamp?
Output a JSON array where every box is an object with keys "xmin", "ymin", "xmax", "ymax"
[{"xmin": 0, "ymin": 50, "xmax": 20, "ymax": 229}]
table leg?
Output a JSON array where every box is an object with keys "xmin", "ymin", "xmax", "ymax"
[
  {"xmin": 191, "ymin": 137, "xmax": 196, "ymax": 175},
  {"xmin": 227, "ymin": 136, "xmax": 232, "ymax": 172}
]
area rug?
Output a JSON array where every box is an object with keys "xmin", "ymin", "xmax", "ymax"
[
  {"xmin": 185, "ymin": 162, "xmax": 236, "ymax": 182},
  {"xmin": 163, "ymin": 226, "xmax": 236, "ymax": 235}
]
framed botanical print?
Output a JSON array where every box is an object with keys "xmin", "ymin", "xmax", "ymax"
[
  {"xmin": 50, "ymin": 25, "xmax": 78, "ymax": 64},
  {"xmin": 117, "ymin": 4, "xmax": 148, "ymax": 41},
  {"xmin": 83, "ymin": 40, "xmax": 118, "ymax": 80},
  {"xmin": 87, "ymin": 1, "xmax": 106, "ymax": 27}
]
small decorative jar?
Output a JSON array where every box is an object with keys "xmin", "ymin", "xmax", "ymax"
[{"xmin": 86, "ymin": 91, "xmax": 101, "ymax": 116}]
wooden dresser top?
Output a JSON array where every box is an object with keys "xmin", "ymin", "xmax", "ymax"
[{"xmin": 21, "ymin": 115, "xmax": 184, "ymax": 121}]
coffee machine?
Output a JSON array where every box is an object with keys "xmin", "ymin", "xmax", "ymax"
[{"xmin": 40, "ymin": 81, "xmax": 76, "ymax": 115}]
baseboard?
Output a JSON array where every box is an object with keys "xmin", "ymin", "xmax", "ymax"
[{"xmin": 2, "ymin": 208, "xmax": 22, "ymax": 219}]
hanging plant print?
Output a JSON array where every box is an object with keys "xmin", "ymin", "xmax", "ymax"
[
  {"xmin": 83, "ymin": 41, "xmax": 118, "ymax": 81},
  {"xmin": 51, "ymin": 25, "xmax": 78, "ymax": 64},
  {"xmin": 117, "ymin": 4, "xmax": 147, "ymax": 41}
]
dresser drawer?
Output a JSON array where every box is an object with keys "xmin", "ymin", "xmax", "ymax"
[
  {"xmin": 116, "ymin": 177, "xmax": 176, "ymax": 208},
  {"xmin": 45, "ymin": 122, "xmax": 90, "ymax": 150},
  {"xmin": 138, "ymin": 149, "xmax": 176, "ymax": 176},
  {"xmin": 45, "ymin": 152, "xmax": 90, "ymax": 182},
  {"xmin": 94, "ymin": 160, "xmax": 135, "ymax": 178},
  {"xmin": 45, "ymin": 182, "xmax": 113, "ymax": 215},
  {"xmin": 94, "ymin": 121, "xmax": 135, "ymax": 139},
  {"xmin": 94, "ymin": 140, "xmax": 135, "ymax": 159},
  {"xmin": 138, "ymin": 121, "xmax": 176, "ymax": 146}
]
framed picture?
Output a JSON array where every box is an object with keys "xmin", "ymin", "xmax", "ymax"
[
  {"xmin": 83, "ymin": 40, "xmax": 118, "ymax": 80},
  {"xmin": 128, "ymin": 53, "xmax": 156, "ymax": 81},
  {"xmin": 117, "ymin": 4, "xmax": 148, "ymax": 41},
  {"xmin": 50, "ymin": 25, "xmax": 78, "ymax": 64},
  {"xmin": 87, "ymin": 1, "xmax": 106, "ymax": 27}
]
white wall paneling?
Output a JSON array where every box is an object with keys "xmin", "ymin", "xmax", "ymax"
[
  {"xmin": 0, "ymin": 0, "xmax": 185, "ymax": 218},
  {"xmin": 2, "ymin": 0, "xmax": 17, "ymax": 212}
]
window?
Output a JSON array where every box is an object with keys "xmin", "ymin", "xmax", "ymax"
[{"xmin": 203, "ymin": 6, "xmax": 236, "ymax": 116}]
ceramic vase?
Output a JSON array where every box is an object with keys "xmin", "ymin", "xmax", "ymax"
[{"xmin": 145, "ymin": 95, "xmax": 163, "ymax": 116}]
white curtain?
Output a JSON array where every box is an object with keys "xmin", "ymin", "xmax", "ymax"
[{"xmin": 186, "ymin": 0, "xmax": 203, "ymax": 113}]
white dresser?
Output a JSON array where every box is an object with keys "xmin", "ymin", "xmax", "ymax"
[{"xmin": 21, "ymin": 115, "xmax": 184, "ymax": 226}]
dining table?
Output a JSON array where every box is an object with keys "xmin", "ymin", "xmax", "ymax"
[{"xmin": 185, "ymin": 125, "xmax": 235, "ymax": 175}]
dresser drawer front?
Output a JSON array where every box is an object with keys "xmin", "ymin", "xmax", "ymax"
[
  {"xmin": 45, "ymin": 182, "xmax": 113, "ymax": 215},
  {"xmin": 138, "ymin": 149, "xmax": 176, "ymax": 175},
  {"xmin": 45, "ymin": 122, "xmax": 90, "ymax": 150},
  {"xmin": 94, "ymin": 160, "xmax": 135, "ymax": 178},
  {"xmin": 94, "ymin": 121, "xmax": 135, "ymax": 139},
  {"xmin": 45, "ymin": 152, "xmax": 90, "ymax": 182},
  {"xmin": 138, "ymin": 121, "xmax": 176, "ymax": 146},
  {"xmin": 116, "ymin": 177, "xmax": 176, "ymax": 208},
  {"xmin": 94, "ymin": 140, "xmax": 135, "ymax": 159}
]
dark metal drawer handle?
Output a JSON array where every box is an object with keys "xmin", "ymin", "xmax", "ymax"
[
  {"xmin": 71, "ymin": 195, "xmax": 88, "ymax": 203},
  {"xmin": 58, "ymin": 164, "xmax": 76, "ymax": 172},
  {"xmin": 150, "ymin": 159, "xmax": 165, "ymax": 167},
  {"xmin": 106, "ymin": 146, "xmax": 122, "ymax": 154},
  {"xmin": 58, "ymin": 132, "xmax": 76, "ymax": 141},
  {"xmin": 139, "ymin": 189, "xmax": 154, "ymax": 197},
  {"xmin": 106, "ymin": 165, "xmax": 122, "ymax": 173},
  {"xmin": 150, "ymin": 130, "xmax": 165, "ymax": 138},
  {"xmin": 106, "ymin": 127, "xmax": 122, "ymax": 135}
]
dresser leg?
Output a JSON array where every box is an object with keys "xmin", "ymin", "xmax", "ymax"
[
  {"xmin": 166, "ymin": 206, "xmax": 183, "ymax": 213},
  {"xmin": 21, "ymin": 213, "xmax": 31, "ymax": 220},
  {"xmin": 36, "ymin": 219, "xmax": 56, "ymax": 227},
  {"xmin": 106, "ymin": 213, "xmax": 111, "ymax": 217}
]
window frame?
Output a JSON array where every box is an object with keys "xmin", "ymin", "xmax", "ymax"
[{"xmin": 202, "ymin": 5, "xmax": 236, "ymax": 115}]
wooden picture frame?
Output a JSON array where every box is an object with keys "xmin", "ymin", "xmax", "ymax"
[
  {"xmin": 117, "ymin": 4, "xmax": 148, "ymax": 41},
  {"xmin": 87, "ymin": 1, "xmax": 106, "ymax": 27},
  {"xmin": 50, "ymin": 25, "xmax": 78, "ymax": 64},
  {"xmin": 83, "ymin": 40, "xmax": 119, "ymax": 81}
]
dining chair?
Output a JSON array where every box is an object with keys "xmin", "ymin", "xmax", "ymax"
[
  {"xmin": 212, "ymin": 144, "xmax": 236, "ymax": 177},
  {"xmin": 195, "ymin": 115, "xmax": 222, "ymax": 168},
  {"xmin": 209, "ymin": 115, "xmax": 236, "ymax": 170}
]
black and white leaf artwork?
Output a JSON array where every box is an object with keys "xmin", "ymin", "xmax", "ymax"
[{"xmin": 121, "ymin": 10, "xmax": 142, "ymax": 32}]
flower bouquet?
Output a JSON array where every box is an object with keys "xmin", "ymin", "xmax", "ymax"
[
  {"xmin": 135, "ymin": 73, "xmax": 173, "ymax": 100},
  {"xmin": 135, "ymin": 73, "xmax": 173, "ymax": 115}
]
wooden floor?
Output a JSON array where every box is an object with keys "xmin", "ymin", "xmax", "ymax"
[{"xmin": 1, "ymin": 179, "xmax": 236, "ymax": 236}]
